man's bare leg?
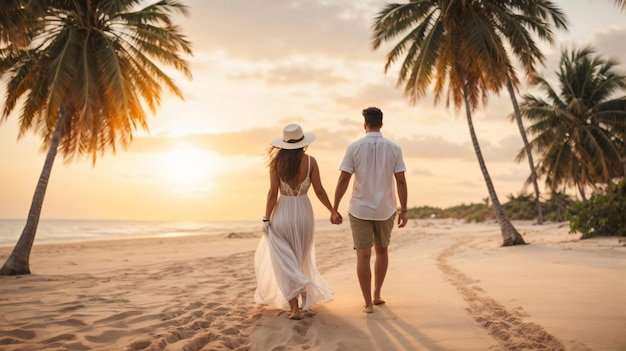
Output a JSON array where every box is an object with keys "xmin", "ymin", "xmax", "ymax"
[
  {"xmin": 356, "ymin": 247, "xmax": 373, "ymax": 313},
  {"xmin": 373, "ymin": 245, "xmax": 388, "ymax": 305},
  {"xmin": 288, "ymin": 297, "xmax": 302, "ymax": 320}
]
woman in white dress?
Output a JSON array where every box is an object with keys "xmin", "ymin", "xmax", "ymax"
[{"xmin": 254, "ymin": 124, "xmax": 341, "ymax": 319}]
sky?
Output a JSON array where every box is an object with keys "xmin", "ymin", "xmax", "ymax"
[{"xmin": 1, "ymin": 0, "xmax": 626, "ymax": 222}]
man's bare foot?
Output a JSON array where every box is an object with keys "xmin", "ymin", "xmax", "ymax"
[
  {"xmin": 363, "ymin": 305, "xmax": 374, "ymax": 313},
  {"xmin": 288, "ymin": 312, "xmax": 303, "ymax": 320},
  {"xmin": 373, "ymin": 298, "xmax": 386, "ymax": 305}
]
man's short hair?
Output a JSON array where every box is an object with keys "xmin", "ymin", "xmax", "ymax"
[{"xmin": 362, "ymin": 107, "xmax": 383, "ymax": 128}]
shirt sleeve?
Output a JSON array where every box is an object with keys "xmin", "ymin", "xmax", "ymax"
[
  {"xmin": 339, "ymin": 145, "xmax": 355, "ymax": 174},
  {"xmin": 394, "ymin": 147, "xmax": 406, "ymax": 173}
]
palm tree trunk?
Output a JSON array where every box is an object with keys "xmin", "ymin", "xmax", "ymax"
[
  {"xmin": 623, "ymin": 127, "xmax": 626, "ymax": 178},
  {"xmin": 506, "ymin": 76, "xmax": 544, "ymax": 224},
  {"xmin": 462, "ymin": 84, "xmax": 525, "ymax": 246},
  {"xmin": 0, "ymin": 113, "xmax": 65, "ymax": 275},
  {"xmin": 577, "ymin": 183, "xmax": 587, "ymax": 201}
]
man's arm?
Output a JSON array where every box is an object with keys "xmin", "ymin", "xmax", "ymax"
[
  {"xmin": 334, "ymin": 171, "xmax": 352, "ymax": 212},
  {"xmin": 394, "ymin": 171, "xmax": 408, "ymax": 228}
]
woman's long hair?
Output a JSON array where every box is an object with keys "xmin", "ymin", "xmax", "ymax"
[{"xmin": 268, "ymin": 147, "xmax": 305, "ymax": 181}]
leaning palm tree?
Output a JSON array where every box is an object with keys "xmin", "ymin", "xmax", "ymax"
[
  {"xmin": 497, "ymin": 1, "xmax": 568, "ymax": 224},
  {"xmin": 519, "ymin": 46, "xmax": 626, "ymax": 199},
  {"xmin": 0, "ymin": 0, "xmax": 193, "ymax": 275},
  {"xmin": 372, "ymin": 0, "xmax": 528, "ymax": 246}
]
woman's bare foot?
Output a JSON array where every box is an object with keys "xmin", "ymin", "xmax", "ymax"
[
  {"xmin": 373, "ymin": 298, "xmax": 386, "ymax": 305},
  {"xmin": 363, "ymin": 304, "xmax": 374, "ymax": 313},
  {"xmin": 288, "ymin": 312, "xmax": 303, "ymax": 320},
  {"xmin": 287, "ymin": 297, "xmax": 302, "ymax": 320}
]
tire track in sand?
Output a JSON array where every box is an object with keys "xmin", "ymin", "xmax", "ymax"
[{"xmin": 436, "ymin": 238, "xmax": 567, "ymax": 351}]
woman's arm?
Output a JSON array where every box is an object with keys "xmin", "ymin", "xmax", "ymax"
[
  {"xmin": 310, "ymin": 156, "xmax": 338, "ymax": 215},
  {"xmin": 265, "ymin": 167, "xmax": 279, "ymax": 220}
]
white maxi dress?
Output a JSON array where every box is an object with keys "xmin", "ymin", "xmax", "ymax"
[{"xmin": 254, "ymin": 156, "xmax": 334, "ymax": 310}]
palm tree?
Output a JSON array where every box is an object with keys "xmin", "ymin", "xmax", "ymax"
[
  {"xmin": 0, "ymin": 0, "xmax": 30, "ymax": 48},
  {"xmin": 372, "ymin": 0, "xmax": 535, "ymax": 246},
  {"xmin": 519, "ymin": 47, "xmax": 626, "ymax": 199},
  {"xmin": 497, "ymin": 1, "xmax": 568, "ymax": 225},
  {"xmin": 609, "ymin": 0, "xmax": 626, "ymax": 11},
  {"xmin": 0, "ymin": 1, "xmax": 47, "ymax": 50},
  {"xmin": 0, "ymin": 0, "xmax": 192, "ymax": 275}
]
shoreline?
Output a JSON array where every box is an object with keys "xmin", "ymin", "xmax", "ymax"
[
  {"xmin": 1, "ymin": 219, "xmax": 625, "ymax": 350},
  {"xmin": 0, "ymin": 218, "xmax": 341, "ymax": 248}
]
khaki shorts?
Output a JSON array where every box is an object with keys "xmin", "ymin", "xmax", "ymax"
[{"xmin": 349, "ymin": 213, "xmax": 396, "ymax": 249}]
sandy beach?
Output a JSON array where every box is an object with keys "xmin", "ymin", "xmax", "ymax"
[{"xmin": 1, "ymin": 219, "xmax": 625, "ymax": 351}]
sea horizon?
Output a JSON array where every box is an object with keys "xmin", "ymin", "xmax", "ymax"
[{"xmin": 0, "ymin": 218, "xmax": 340, "ymax": 248}]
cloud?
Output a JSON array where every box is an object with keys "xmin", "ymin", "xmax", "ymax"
[
  {"xmin": 127, "ymin": 125, "xmax": 358, "ymax": 157},
  {"xmin": 394, "ymin": 132, "xmax": 526, "ymax": 165},
  {"xmin": 397, "ymin": 135, "xmax": 473, "ymax": 159},
  {"xmin": 481, "ymin": 134, "xmax": 525, "ymax": 163},
  {"xmin": 590, "ymin": 26, "xmax": 626, "ymax": 67},
  {"xmin": 122, "ymin": 122, "xmax": 528, "ymax": 173},
  {"xmin": 335, "ymin": 81, "xmax": 407, "ymax": 108},
  {"xmin": 229, "ymin": 60, "xmax": 347, "ymax": 86},
  {"xmin": 184, "ymin": 0, "xmax": 385, "ymax": 61}
]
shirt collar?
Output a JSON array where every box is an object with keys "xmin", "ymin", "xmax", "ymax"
[{"xmin": 366, "ymin": 132, "xmax": 382, "ymax": 137}]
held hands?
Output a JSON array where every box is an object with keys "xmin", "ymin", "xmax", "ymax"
[{"xmin": 330, "ymin": 211, "xmax": 343, "ymax": 225}]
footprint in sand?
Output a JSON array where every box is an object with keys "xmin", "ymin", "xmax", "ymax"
[{"xmin": 437, "ymin": 239, "xmax": 567, "ymax": 351}]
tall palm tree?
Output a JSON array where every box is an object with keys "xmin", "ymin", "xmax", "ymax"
[
  {"xmin": 372, "ymin": 0, "xmax": 533, "ymax": 246},
  {"xmin": 497, "ymin": 1, "xmax": 568, "ymax": 224},
  {"xmin": 519, "ymin": 47, "xmax": 626, "ymax": 199},
  {"xmin": 0, "ymin": 0, "xmax": 192, "ymax": 275}
]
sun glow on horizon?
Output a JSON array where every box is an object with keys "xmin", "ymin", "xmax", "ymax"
[{"xmin": 159, "ymin": 142, "xmax": 221, "ymax": 195}]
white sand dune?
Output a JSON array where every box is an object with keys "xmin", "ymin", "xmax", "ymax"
[{"xmin": 1, "ymin": 219, "xmax": 624, "ymax": 350}]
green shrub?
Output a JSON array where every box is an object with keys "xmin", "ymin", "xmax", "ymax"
[
  {"xmin": 406, "ymin": 203, "xmax": 494, "ymax": 222},
  {"xmin": 544, "ymin": 191, "xmax": 574, "ymax": 222},
  {"xmin": 503, "ymin": 193, "xmax": 537, "ymax": 220},
  {"xmin": 406, "ymin": 206, "xmax": 443, "ymax": 219},
  {"xmin": 567, "ymin": 181, "xmax": 626, "ymax": 239},
  {"xmin": 404, "ymin": 191, "xmax": 577, "ymax": 223}
]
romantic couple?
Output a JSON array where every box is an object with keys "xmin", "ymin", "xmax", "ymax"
[{"xmin": 254, "ymin": 107, "xmax": 408, "ymax": 319}]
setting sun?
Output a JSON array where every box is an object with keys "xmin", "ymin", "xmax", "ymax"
[{"xmin": 160, "ymin": 141, "xmax": 220, "ymax": 195}]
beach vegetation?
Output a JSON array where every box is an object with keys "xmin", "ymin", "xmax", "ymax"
[
  {"xmin": 519, "ymin": 46, "xmax": 626, "ymax": 201},
  {"xmin": 543, "ymin": 191, "xmax": 575, "ymax": 222},
  {"xmin": 568, "ymin": 180, "xmax": 626, "ymax": 238},
  {"xmin": 0, "ymin": 0, "xmax": 193, "ymax": 275},
  {"xmin": 371, "ymin": 0, "xmax": 567, "ymax": 246},
  {"xmin": 502, "ymin": 194, "xmax": 538, "ymax": 221},
  {"xmin": 406, "ymin": 191, "xmax": 575, "ymax": 223},
  {"xmin": 405, "ymin": 203, "xmax": 492, "ymax": 222}
]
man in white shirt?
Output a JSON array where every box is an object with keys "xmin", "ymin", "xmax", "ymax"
[{"xmin": 333, "ymin": 107, "xmax": 408, "ymax": 313}]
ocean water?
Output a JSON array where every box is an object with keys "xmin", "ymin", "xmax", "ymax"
[
  {"xmin": 0, "ymin": 219, "xmax": 338, "ymax": 247},
  {"xmin": 0, "ymin": 219, "xmax": 260, "ymax": 247}
]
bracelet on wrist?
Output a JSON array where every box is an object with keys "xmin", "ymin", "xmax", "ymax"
[
  {"xmin": 399, "ymin": 210, "xmax": 407, "ymax": 213},
  {"xmin": 262, "ymin": 216, "xmax": 270, "ymax": 222}
]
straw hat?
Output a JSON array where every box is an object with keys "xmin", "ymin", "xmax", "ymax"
[{"xmin": 270, "ymin": 124, "xmax": 316, "ymax": 149}]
